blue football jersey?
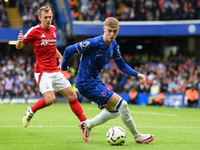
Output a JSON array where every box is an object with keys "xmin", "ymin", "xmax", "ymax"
[{"xmin": 75, "ymin": 35, "xmax": 121, "ymax": 91}]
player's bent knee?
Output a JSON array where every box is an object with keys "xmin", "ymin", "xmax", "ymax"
[
  {"xmin": 45, "ymin": 97, "xmax": 56, "ymax": 105},
  {"xmin": 117, "ymin": 100, "xmax": 128, "ymax": 111},
  {"xmin": 67, "ymin": 93, "xmax": 77, "ymax": 101}
]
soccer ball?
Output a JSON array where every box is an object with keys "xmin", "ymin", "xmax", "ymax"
[{"xmin": 106, "ymin": 126, "xmax": 126, "ymax": 145}]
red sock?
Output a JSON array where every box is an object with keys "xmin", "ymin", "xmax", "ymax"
[
  {"xmin": 31, "ymin": 98, "xmax": 47, "ymax": 113},
  {"xmin": 69, "ymin": 99, "xmax": 87, "ymax": 122}
]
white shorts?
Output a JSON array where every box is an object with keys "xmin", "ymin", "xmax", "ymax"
[{"xmin": 34, "ymin": 71, "xmax": 71, "ymax": 94}]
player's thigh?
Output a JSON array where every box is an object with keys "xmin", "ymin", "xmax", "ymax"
[
  {"xmin": 52, "ymin": 71, "xmax": 72, "ymax": 92},
  {"xmin": 105, "ymin": 93, "xmax": 122, "ymax": 109},
  {"xmin": 34, "ymin": 72, "xmax": 54, "ymax": 94},
  {"xmin": 79, "ymin": 83, "xmax": 114, "ymax": 109}
]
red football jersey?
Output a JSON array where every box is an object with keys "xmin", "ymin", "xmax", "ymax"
[{"xmin": 23, "ymin": 23, "xmax": 59, "ymax": 73}]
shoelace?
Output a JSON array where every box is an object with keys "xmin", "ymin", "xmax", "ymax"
[{"xmin": 82, "ymin": 123, "xmax": 89, "ymax": 138}]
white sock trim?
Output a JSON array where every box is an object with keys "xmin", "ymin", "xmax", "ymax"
[
  {"xmin": 29, "ymin": 107, "xmax": 34, "ymax": 115},
  {"xmin": 115, "ymin": 98, "xmax": 123, "ymax": 109}
]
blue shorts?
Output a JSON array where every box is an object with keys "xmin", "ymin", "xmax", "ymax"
[{"xmin": 78, "ymin": 81, "xmax": 114, "ymax": 109}]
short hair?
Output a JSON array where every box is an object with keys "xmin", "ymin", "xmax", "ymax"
[
  {"xmin": 104, "ymin": 17, "xmax": 119, "ymax": 28},
  {"xmin": 38, "ymin": 6, "xmax": 52, "ymax": 17}
]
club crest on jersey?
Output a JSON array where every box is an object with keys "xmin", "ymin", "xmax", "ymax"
[
  {"xmin": 46, "ymin": 83, "xmax": 49, "ymax": 89},
  {"xmin": 101, "ymin": 91, "xmax": 108, "ymax": 98}
]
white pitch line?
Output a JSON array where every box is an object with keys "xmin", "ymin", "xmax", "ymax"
[
  {"xmin": 138, "ymin": 126, "xmax": 200, "ymax": 129},
  {"xmin": 0, "ymin": 126, "xmax": 199, "ymax": 128},
  {"xmin": 130, "ymin": 111, "xmax": 177, "ymax": 117},
  {"xmin": 0, "ymin": 125, "xmax": 93, "ymax": 128}
]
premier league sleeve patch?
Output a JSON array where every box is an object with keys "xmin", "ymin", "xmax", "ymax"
[
  {"xmin": 79, "ymin": 41, "xmax": 91, "ymax": 52},
  {"xmin": 83, "ymin": 41, "xmax": 90, "ymax": 47},
  {"xmin": 80, "ymin": 41, "xmax": 90, "ymax": 48}
]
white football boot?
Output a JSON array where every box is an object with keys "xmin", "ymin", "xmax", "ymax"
[
  {"xmin": 23, "ymin": 106, "xmax": 33, "ymax": 127},
  {"xmin": 135, "ymin": 133, "xmax": 155, "ymax": 143}
]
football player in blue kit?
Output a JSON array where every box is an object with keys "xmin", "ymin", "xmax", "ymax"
[{"xmin": 61, "ymin": 17, "xmax": 154, "ymax": 143}]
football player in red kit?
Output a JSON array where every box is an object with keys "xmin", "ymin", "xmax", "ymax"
[{"xmin": 16, "ymin": 6, "xmax": 89, "ymax": 141}]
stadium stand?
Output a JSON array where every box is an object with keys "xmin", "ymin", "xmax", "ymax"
[
  {"xmin": 1, "ymin": 48, "xmax": 200, "ymax": 107},
  {"xmin": 0, "ymin": 0, "xmax": 200, "ymax": 108},
  {"xmin": 77, "ymin": 0, "xmax": 199, "ymax": 21},
  {"xmin": 18, "ymin": 0, "xmax": 57, "ymax": 28},
  {"xmin": 0, "ymin": 0, "xmax": 9, "ymax": 27},
  {"xmin": 5, "ymin": 7, "xmax": 23, "ymax": 29}
]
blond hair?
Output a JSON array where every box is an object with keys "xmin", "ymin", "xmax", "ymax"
[
  {"xmin": 38, "ymin": 6, "xmax": 52, "ymax": 17},
  {"xmin": 104, "ymin": 17, "xmax": 119, "ymax": 28}
]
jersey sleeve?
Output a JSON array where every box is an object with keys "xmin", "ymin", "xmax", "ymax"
[
  {"xmin": 61, "ymin": 45, "xmax": 78, "ymax": 71},
  {"xmin": 113, "ymin": 41, "xmax": 140, "ymax": 78},
  {"xmin": 23, "ymin": 27, "xmax": 35, "ymax": 45},
  {"xmin": 115, "ymin": 57, "xmax": 140, "ymax": 78},
  {"xmin": 75, "ymin": 38, "xmax": 97, "ymax": 53}
]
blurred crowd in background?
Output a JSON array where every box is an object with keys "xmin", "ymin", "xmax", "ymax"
[
  {"xmin": 71, "ymin": 0, "xmax": 200, "ymax": 21},
  {"xmin": 1, "ymin": 0, "xmax": 199, "ymax": 27},
  {"xmin": 1, "ymin": 50, "xmax": 200, "ymax": 104},
  {"xmin": 19, "ymin": 0, "xmax": 58, "ymax": 28},
  {"xmin": 0, "ymin": 0, "xmax": 9, "ymax": 27},
  {"xmin": 0, "ymin": 0, "xmax": 58, "ymax": 28},
  {"xmin": 0, "ymin": 52, "xmax": 42, "ymax": 100},
  {"xmin": 0, "ymin": 0, "xmax": 200, "ymax": 107}
]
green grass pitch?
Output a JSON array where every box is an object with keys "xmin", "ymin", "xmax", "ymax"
[{"xmin": 0, "ymin": 103, "xmax": 200, "ymax": 150}]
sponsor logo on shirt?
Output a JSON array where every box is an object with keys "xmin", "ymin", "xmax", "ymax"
[
  {"xmin": 41, "ymin": 39, "xmax": 57, "ymax": 46},
  {"xmin": 116, "ymin": 48, "xmax": 120, "ymax": 54},
  {"xmin": 96, "ymin": 54, "xmax": 103, "ymax": 57},
  {"xmin": 41, "ymin": 34, "xmax": 46, "ymax": 38}
]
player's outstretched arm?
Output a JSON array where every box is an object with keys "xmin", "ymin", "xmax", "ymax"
[
  {"xmin": 61, "ymin": 45, "xmax": 78, "ymax": 71},
  {"xmin": 16, "ymin": 30, "xmax": 25, "ymax": 49},
  {"xmin": 115, "ymin": 57, "xmax": 140, "ymax": 77},
  {"xmin": 115, "ymin": 57, "xmax": 146, "ymax": 85}
]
